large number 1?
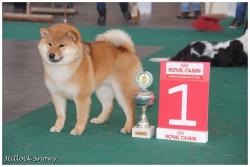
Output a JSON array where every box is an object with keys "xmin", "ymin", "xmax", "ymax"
[{"xmin": 168, "ymin": 84, "xmax": 196, "ymax": 126}]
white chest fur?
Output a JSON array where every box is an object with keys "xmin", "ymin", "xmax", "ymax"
[
  {"xmin": 44, "ymin": 65, "xmax": 79, "ymax": 99},
  {"xmin": 45, "ymin": 79, "xmax": 79, "ymax": 99}
]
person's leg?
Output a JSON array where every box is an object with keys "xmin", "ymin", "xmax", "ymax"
[
  {"xmin": 119, "ymin": 2, "xmax": 131, "ymax": 20},
  {"xmin": 192, "ymin": 2, "xmax": 201, "ymax": 18},
  {"xmin": 177, "ymin": 3, "xmax": 190, "ymax": 19},
  {"xmin": 13, "ymin": 2, "xmax": 26, "ymax": 13},
  {"xmin": 235, "ymin": 2, "xmax": 247, "ymax": 23},
  {"xmin": 129, "ymin": 2, "xmax": 140, "ymax": 24},
  {"xmin": 97, "ymin": 2, "xmax": 106, "ymax": 25},
  {"xmin": 181, "ymin": 2, "xmax": 190, "ymax": 13},
  {"xmin": 119, "ymin": 2, "xmax": 129, "ymax": 13},
  {"xmin": 229, "ymin": 2, "xmax": 248, "ymax": 28}
]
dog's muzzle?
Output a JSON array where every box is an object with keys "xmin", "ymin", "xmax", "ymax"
[{"xmin": 48, "ymin": 53, "xmax": 63, "ymax": 63}]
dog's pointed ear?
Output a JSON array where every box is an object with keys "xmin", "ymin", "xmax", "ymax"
[
  {"xmin": 40, "ymin": 28, "xmax": 49, "ymax": 38},
  {"xmin": 65, "ymin": 31, "xmax": 78, "ymax": 43}
]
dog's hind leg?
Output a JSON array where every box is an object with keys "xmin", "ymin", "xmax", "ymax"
[
  {"xmin": 112, "ymin": 80, "xmax": 136, "ymax": 134},
  {"xmin": 90, "ymin": 84, "xmax": 114, "ymax": 124}
]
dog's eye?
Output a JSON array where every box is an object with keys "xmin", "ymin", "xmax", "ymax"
[
  {"xmin": 59, "ymin": 44, "xmax": 65, "ymax": 48},
  {"xmin": 48, "ymin": 43, "xmax": 52, "ymax": 47}
]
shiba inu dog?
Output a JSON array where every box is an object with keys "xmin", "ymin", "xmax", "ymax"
[{"xmin": 38, "ymin": 24, "xmax": 142, "ymax": 135}]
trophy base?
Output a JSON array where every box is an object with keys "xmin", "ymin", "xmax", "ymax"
[{"xmin": 132, "ymin": 125, "xmax": 155, "ymax": 138}]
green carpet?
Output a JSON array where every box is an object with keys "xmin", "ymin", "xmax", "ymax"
[{"xmin": 2, "ymin": 19, "xmax": 247, "ymax": 164}]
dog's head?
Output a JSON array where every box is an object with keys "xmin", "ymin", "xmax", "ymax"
[{"xmin": 38, "ymin": 24, "xmax": 83, "ymax": 65}]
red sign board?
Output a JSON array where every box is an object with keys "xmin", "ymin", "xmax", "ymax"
[{"xmin": 156, "ymin": 61, "xmax": 210, "ymax": 143}]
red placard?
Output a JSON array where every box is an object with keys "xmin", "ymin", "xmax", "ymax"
[{"xmin": 156, "ymin": 61, "xmax": 210, "ymax": 143}]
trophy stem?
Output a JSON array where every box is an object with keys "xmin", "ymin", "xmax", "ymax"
[
  {"xmin": 137, "ymin": 106, "xmax": 150, "ymax": 128},
  {"xmin": 142, "ymin": 106, "xmax": 146, "ymax": 114}
]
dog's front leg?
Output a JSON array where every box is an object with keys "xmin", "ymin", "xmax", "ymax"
[
  {"xmin": 50, "ymin": 94, "xmax": 66, "ymax": 133},
  {"xmin": 70, "ymin": 95, "xmax": 91, "ymax": 135}
]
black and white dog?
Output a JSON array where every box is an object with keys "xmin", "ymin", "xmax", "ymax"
[{"xmin": 150, "ymin": 30, "xmax": 248, "ymax": 67}]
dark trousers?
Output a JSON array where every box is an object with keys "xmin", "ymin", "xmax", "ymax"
[
  {"xmin": 13, "ymin": 2, "xmax": 26, "ymax": 13},
  {"xmin": 97, "ymin": 2, "xmax": 129, "ymax": 17},
  {"xmin": 235, "ymin": 2, "xmax": 248, "ymax": 23}
]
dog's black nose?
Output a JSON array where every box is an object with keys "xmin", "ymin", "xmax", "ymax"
[{"xmin": 49, "ymin": 53, "xmax": 55, "ymax": 59}]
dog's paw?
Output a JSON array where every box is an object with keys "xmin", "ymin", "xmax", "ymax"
[
  {"xmin": 50, "ymin": 125, "xmax": 63, "ymax": 133},
  {"xmin": 90, "ymin": 117, "xmax": 105, "ymax": 124},
  {"xmin": 70, "ymin": 128, "xmax": 84, "ymax": 136},
  {"xmin": 120, "ymin": 126, "xmax": 132, "ymax": 134}
]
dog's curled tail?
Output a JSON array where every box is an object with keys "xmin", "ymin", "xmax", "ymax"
[{"xmin": 96, "ymin": 29, "xmax": 135, "ymax": 52}]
